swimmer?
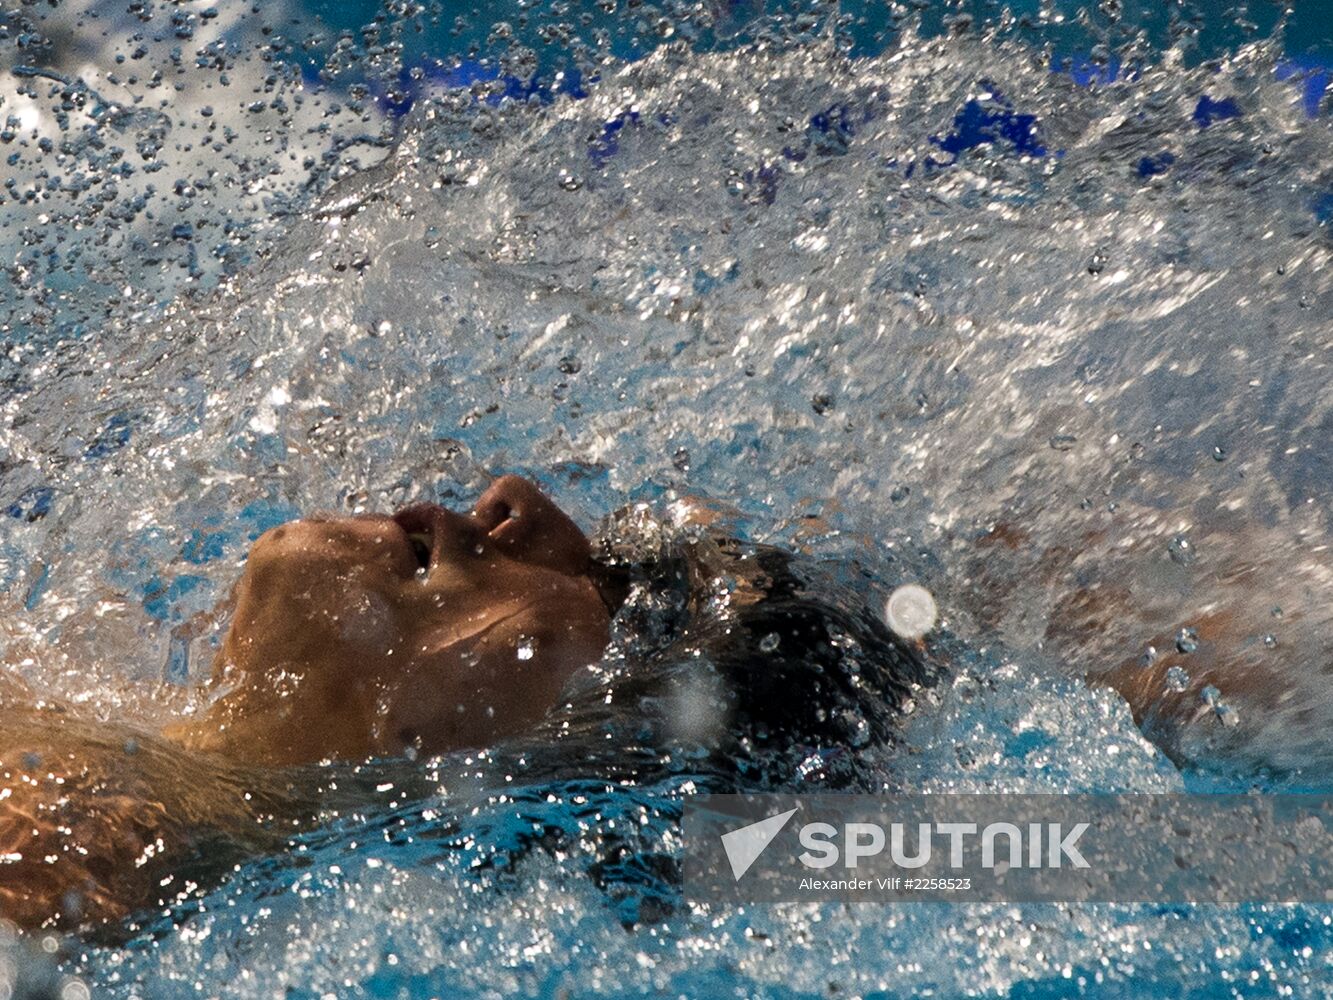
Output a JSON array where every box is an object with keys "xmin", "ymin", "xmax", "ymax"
[{"xmin": 0, "ymin": 475, "xmax": 929, "ymax": 932}]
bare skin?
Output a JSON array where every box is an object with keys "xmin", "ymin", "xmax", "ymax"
[
  {"xmin": 1, "ymin": 475, "xmax": 612, "ymax": 929},
  {"xmin": 962, "ymin": 512, "xmax": 1329, "ymax": 766},
  {"xmin": 165, "ymin": 474, "xmax": 611, "ymax": 765}
]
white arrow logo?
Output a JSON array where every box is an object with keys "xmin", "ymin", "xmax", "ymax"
[{"xmin": 721, "ymin": 807, "xmax": 799, "ymax": 881}]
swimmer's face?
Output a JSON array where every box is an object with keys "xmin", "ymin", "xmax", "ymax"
[{"xmin": 215, "ymin": 476, "xmax": 610, "ymax": 763}]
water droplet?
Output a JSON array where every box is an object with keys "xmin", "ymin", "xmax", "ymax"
[
  {"xmin": 759, "ymin": 632, "xmax": 781, "ymax": 653},
  {"xmin": 1048, "ymin": 434, "xmax": 1077, "ymax": 451},
  {"xmin": 890, "ymin": 484, "xmax": 911, "ymax": 505},
  {"xmin": 672, "ymin": 447, "xmax": 690, "ymax": 471},
  {"xmin": 1201, "ymin": 684, "xmax": 1240, "ymax": 727},
  {"xmin": 1263, "ymin": 633, "xmax": 1278, "ymax": 649},
  {"xmin": 1140, "ymin": 644, "xmax": 1158, "ymax": 666},
  {"xmin": 1212, "ymin": 445, "xmax": 1227, "ymax": 462},
  {"xmin": 1175, "ymin": 627, "xmax": 1199, "ymax": 654},
  {"xmin": 559, "ymin": 173, "xmax": 583, "ymax": 191},
  {"xmin": 1165, "ymin": 666, "xmax": 1189, "ymax": 692},
  {"xmin": 811, "ymin": 392, "xmax": 834, "ymax": 415},
  {"xmin": 558, "ymin": 354, "xmax": 581, "ymax": 374},
  {"xmin": 885, "ymin": 584, "xmax": 937, "ymax": 639},
  {"xmin": 844, "ymin": 711, "xmax": 870, "ymax": 747},
  {"xmin": 1167, "ymin": 535, "xmax": 1195, "ymax": 565},
  {"xmin": 517, "ymin": 638, "xmax": 535, "ymax": 660},
  {"xmin": 423, "ymin": 226, "xmax": 441, "ymax": 248}
]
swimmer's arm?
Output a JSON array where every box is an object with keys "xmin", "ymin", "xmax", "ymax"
[{"xmin": 0, "ymin": 713, "xmax": 294, "ymax": 932}]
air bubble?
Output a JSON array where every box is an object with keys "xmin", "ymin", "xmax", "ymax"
[
  {"xmin": 1175, "ymin": 627, "xmax": 1198, "ymax": 654},
  {"xmin": 885, "ymin": 584, "xmax": 937, "ymax": 639},
  {"xmin": 758, "ymin": 632, "xmax": 780, "ymax": 653},
  {"xmin": 1167, "ymin": 535, "xmax": 1195, "ymax": 565},
  {"xmin": 844, "ymin": 711, "xmax": 870, "ymax": 747},
  {"xmin": 1201, "ymin": 685, "xmax": 1240, "ymax": 727}
]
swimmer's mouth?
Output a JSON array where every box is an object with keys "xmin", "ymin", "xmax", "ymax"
[{"xmin": 391, "ymin": 501, "xmax": 518, "ymax": 574}]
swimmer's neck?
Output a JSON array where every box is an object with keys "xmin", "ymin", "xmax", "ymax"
[
  {"xmin": 162, "ymin": 596, "xmax": 541, "ymax": 767},
  {"xmin": 162, "ymin": 679, "xmax": 377, "ymax": 767}
]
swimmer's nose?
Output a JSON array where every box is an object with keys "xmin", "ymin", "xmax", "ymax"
[
  {"xmin": 471, "ymin": 474, "xmax": 593, "ymax": 577},
  {"xmin": 392, "ymin": 502, "xmax": 483, "ymax": 573}
]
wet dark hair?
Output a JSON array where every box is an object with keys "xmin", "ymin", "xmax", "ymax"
[
  {"xmin": 524, "ymin": 503, "xmax": 937, "ymax": 790},
  {"xmin": 444, "ymin": 503, "xmax": 942, "ymax": 924}
]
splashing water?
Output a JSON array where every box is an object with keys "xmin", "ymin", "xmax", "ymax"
[{"xmin": 2, "ymin": 0, "xmax": 1332, "ymax": 995}]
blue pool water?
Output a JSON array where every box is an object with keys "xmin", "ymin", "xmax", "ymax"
[{"xmin": 1, "ymin": 0, "xmax": 1332, "ymax": 995}]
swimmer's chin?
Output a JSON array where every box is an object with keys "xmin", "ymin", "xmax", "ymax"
[{"xmin": 163, "ymin": 585, "xmax": 607, "ymax": 768}]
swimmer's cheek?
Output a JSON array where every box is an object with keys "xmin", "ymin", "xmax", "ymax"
[
  {"xmin": 390, "ymin": 603, "xmax": 609, "ymax": 753},
  {"xmin": 238, "ymin": 525, "xmax": 371, "ymax": 621},
  {"xmin": 245, "ymin": 521, "xmax": 342, "ymax": 578}
]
